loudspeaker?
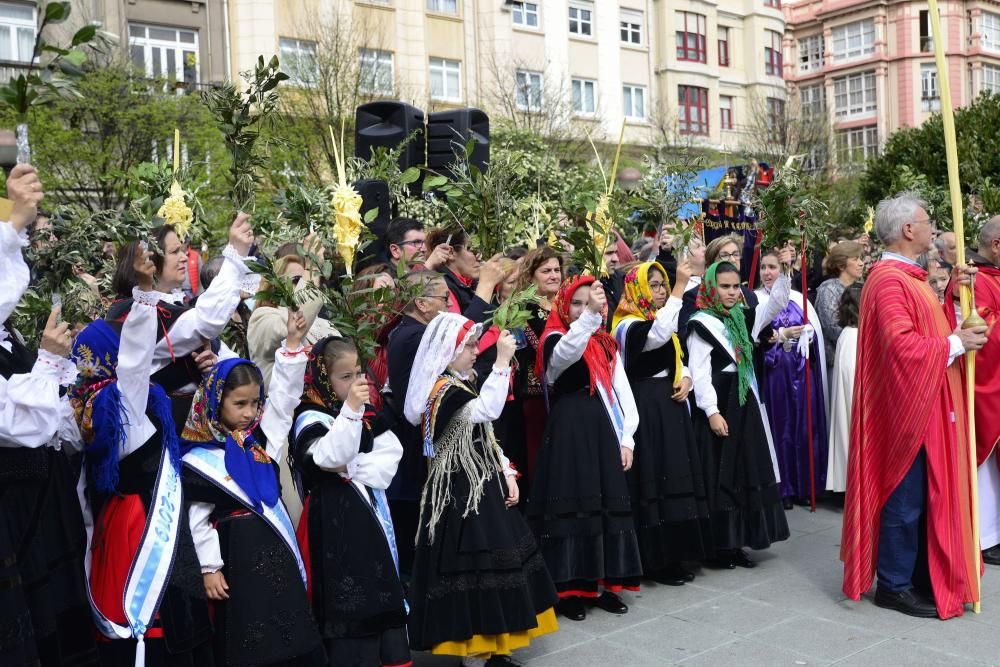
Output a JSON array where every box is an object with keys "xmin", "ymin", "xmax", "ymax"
[
  {"xmin": 355, "ymin": 101, "xmax": 426, "ymax": 172},
  {"xmin": 426, "ymin": 108, "xmax": 489, "ymax": 175}
]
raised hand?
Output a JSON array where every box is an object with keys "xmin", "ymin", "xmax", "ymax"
[
  {"xmin": 587, "ymin": 282, "xmax": 607, "ymax": 314},
  {"xmin": 39, "ymin": 306, "xmax": 73, "ymax": 357},
  {"xmin": 495, "ymin": 330, "xmax": 516, "ymax": 366},
  {"xmin": 345, "ymin": 377, "xmax": 370, "ymax": 413},
  {"xmin": 7, "ymin": 164, "xmax": 43, "ymax": 232},
  {"xmin": 228, "ymin": 212, "xmax": 254, "ymax": 257},
  {"xmin": 286, "ymin": 308, "xmax": 307, "ymax": 350}
]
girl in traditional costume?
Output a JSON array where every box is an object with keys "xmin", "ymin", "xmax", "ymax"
[
  {"xmin": 611, "ymin": 260, "xmax": 710, "ymax": 586},
  {"xmin": 289, "ymin": 335, "xmax": 410, "ymax": 667},
  {"xmin": 179, "ymin": 310, "xmax": 325, "ymax": 667},
  {"xmin": 687, "ymin": 261, "xmax": 791, "ymax": 569},
  {"xmin": 826, "ymin": 286, "xmax": 860, "ymax": 494},
  {"xmin": 403, "ymin": 313, "xmax": 558, "ymax": 667},
  {"xmin": 527, "ymin": 276, "xmax": 641, "ymax": 622},
  {"xmin": 1, "ymin": 206, "xmax": 97, "ymax": 666},
  {"xmin": 73, "ymin": 248, "xmax": 214, "ymax": 666},
  {"xmin": 754, "ymin": 250, "xmax": 828, "ymax": 508}
]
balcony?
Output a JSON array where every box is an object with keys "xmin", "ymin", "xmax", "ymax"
[{"xmin": 0, "ymin": 60, "xmax": 35, "ymax": 85}]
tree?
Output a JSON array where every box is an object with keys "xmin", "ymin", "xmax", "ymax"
[
  {"xmin": 738, "ymin": 92, "xmax": 832, "ymax": 175},
  {"xmin": 0, "ymin": 58, "xmax": 229, "ymax": 219}
]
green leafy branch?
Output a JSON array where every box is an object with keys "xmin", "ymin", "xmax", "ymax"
[
  {"xmin": 627, "ymin": 153, "xmax": 705, "ymax": 250},
  {"xmin": 201, "ymin": 55, "xmax": 288, "ymax": 214},
  {"xmin": 753, "ymin": 165, "xmax": 832, "ymax": 254},
  {"xmin": 486, "ymin": 284, "xmax": 540, "ymax": 332}
]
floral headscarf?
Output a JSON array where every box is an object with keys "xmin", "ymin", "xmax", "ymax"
[
  {"xmin": 696, "ymin": 261, "xmax": 754, "ymax": 405},
  {"xmin": 536, "ymin": 275, "xmax": 618, "ymax": 396},
  {"xmin": 301, "ymin": 335, "xmax": 341, "ymax": 411},
  {"xmin": 70, "ymin": 319, "xmax": 179, "ymax": 494},
  {"xmin": 611, "ymin": 261, "xmax": 685, "ymax": 387},
  {"xmin": 181, "ymin": 358, "xmax": 278, "ymax": 512}
]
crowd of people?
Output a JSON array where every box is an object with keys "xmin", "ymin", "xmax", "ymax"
[{"xmin": 2, "ymin": 159, "xmax": 999, "ymax": 667}]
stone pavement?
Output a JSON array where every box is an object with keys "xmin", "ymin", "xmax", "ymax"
[{"xmin": 414, "ymin": 502, "xmax": 1000, "ymax": 666}]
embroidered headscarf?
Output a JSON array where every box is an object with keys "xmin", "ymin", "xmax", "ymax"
[
  {"xmin": 536, "ymin": 274, "xmax": 618, "ymax": 396},
  {"xmin": 301, "ymin": 335, "xmax": 341, "ymax": 411},
  {"xmin": 180, "ymin": 358, "xmax": 279, "ymax": 512},
  {"xmin": 696, "ymin": 261, "xmax": 754, "ymax": 405},
  {"xmin": 404, "ymin": 313, "xmax": 482, "ymax": 427},
  {"xmin": 611, "ymin": 261, "xmax": 685, "ymax": 387},
  {"xmin": 70, "ymin": 319, "xmax": 179, "ymax": 494}
]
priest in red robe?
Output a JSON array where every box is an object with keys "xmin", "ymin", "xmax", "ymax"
[
  {"xmin": 841, "ymin": 193, "xmax": 988, "ymax": 620},
  {"xmin": 946, "ymin": 216, "xmax": 1000, "ymax": 566}
]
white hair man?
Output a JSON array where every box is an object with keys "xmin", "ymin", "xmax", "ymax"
[{"xmin": 841, "ymin": 192, "xmax": 988, "ymax": 620}]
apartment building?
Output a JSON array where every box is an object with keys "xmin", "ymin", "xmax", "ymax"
[
  {"xmin": 784, "ymin": 0, "xmax": 1000, "ymax": 166},
  {"xmin": 652, "ymin": 0, "xmax": 787, "ymax": 150}
]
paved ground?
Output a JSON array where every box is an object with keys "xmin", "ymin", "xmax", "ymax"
[{"xmin": 414, "ymin": 502, "xmax": 1000, "ymax": 666}]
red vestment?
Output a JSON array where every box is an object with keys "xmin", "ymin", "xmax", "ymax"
[
  {"xmin": 841, "ymin": 260, "xmax": 977, "ymax": 619},
  {"xmin": 945, "ymin": 264, "xmax": 1000, "ymax": 465}
]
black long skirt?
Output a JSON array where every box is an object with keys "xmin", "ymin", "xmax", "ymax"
[
  {"xmin": 527, "ymin": 391, "xmax": 642, "ymax": 595},
  {"xmin": 628, "ymin": 377, "xmax": 711, "ymax": 570},
  {"xmin": 212, "ymin": 513, "xmax": 325, "ymax": 667},
  {"xmin": 408, "ymin": 467, "xmax": 557, "ymax": 651},
  {"xmin": 692, "ymin": 373, "xmax": 790, "ymax": 552},
  {"xmin": 0, "ymin": 450, "xmax": 98, "ymax": 667}
]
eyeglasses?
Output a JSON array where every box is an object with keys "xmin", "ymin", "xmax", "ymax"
[
  {"xmin": 718, "ymin": 252, "xmax": 741, "ymax": 261},
  {"xmin": 647, "ymin": 281, "xmax": 667, "ymax": 291},
  {"xmin": 397, "ymin": 239, "xmax": 425, "ymax": 247},
  {"xmin": 420, "ymin": 294, "xmax": 450, "ymax": 302}
]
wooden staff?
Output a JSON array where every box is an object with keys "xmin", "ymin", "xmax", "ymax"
[{"xmin": 927, "ymin": 0, "xmax": 982, "ymax": 612}]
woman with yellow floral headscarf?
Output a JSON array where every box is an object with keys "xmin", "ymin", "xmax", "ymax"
[{"xmin": 611, "ymin": 258, "xmax": 711, "ymax": 587}]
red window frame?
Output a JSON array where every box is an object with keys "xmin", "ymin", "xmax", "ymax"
[
  {"xmin": 720, "ymin": 99, "xmax": 733, "ymax": 130},
  {"xmin": 718, "ymin": 27, "xmax": 730, "ymax": 67},
  {"xmin": 765, "ymin": 30, "xmax": 783, "ymax": 76},
  {"xmin": 676, "ymin": 12, "xmax": 707, "ymax": 63},
  {"xmin": 678, "ymin": 85, "xmax": 709, "ymax": 135}
]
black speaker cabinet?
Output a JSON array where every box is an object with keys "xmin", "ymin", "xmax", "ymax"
[
  {"xmin": 426, "ymin": 108, "xmax": 489, "ymax": 176},
  {"xmin": 355, "ymin": 101, "xmax": 426, "ymax": 171}
]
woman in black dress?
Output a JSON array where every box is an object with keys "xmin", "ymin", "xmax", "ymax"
[
  {"xmin": 611, "ymin": 260, "xmax": 710, "ymax": 586},
  {"xmin": 686, "ymin": 261, "xmax": 790, "ymax": 569},
  {"xmin": 403, "ymin": 313, "xmax": 558, "ymax": 667},
  {"xmin": 527, "ymin": 275, "xmax": 642, "ymax": 622},
  {"xmin": 180, "ymin": 311, "xmax": 324, "ymax": 667},
  {"xmin": 289, "ymin": 336, "xmax": 410, "ymax": 667}
]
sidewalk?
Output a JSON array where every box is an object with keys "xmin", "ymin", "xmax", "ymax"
[{"xmin": 415, "ymin": 503, "xmax": 1000, "ymax": 665}]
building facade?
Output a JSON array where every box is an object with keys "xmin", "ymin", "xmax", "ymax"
[{"xmin": 784, "ymin": 0, "xmax": 1000, "ymax": 167}]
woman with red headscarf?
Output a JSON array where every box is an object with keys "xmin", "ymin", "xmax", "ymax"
[{"xmin": 526, "ymin": 275, "xmax": 641, "ymax": 623}]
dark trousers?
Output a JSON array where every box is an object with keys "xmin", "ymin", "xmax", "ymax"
[
  {"xmin": 388, "ymin": 499, "xmax": 419, "ymax": 581},
  {"xmin": 877, "ymin": 449, "xmax": 927, "ymax": 593}
]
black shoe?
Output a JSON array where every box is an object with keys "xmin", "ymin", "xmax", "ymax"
[
  {"xmin": 983, "ymin": 545, "xmax": 1000, "ymax": 566},
  {"xmin": 705, "ymin": 554, "xmax": 736, "ymax": 569},
  {"xmin": 486, "ymin": 656, "xmax": 521, "ymax": 667},
  {"xmin": 664, "ymin": 562, "xmax": 696, "ymax": 583},
  {"xmin": 782, "ymin": 498, "xmax": 794, "ymax": 510},
  {"xmin": 732, "ymin": 549, "xmax": 756, "ymax": 569},
  {"xmin": 873, "ymin": 587, "xmax": 938, "ymax": 618},
  {"xmin": 555, "ymin": 597, "xmax": 586, "ymax": 621},
  {"xmin": 651, "ymin": 570, "xmax": 686, "ymax": 586},
  {"xmin": 593, "ymin": 591, "xmax": 628, "ymax": 614}
]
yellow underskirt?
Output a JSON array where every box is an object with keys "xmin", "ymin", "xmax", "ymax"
[{"xmin": 430, "ymin": 607, "xmax": 559, "ymax": 657}]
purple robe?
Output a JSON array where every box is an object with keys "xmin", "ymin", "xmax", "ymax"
[{"xmin": 760, "ymin": 300, "xmax": 828, "ymax": 499}]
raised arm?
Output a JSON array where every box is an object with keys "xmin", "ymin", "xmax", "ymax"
[
  {"xmin": 752, "ymin": 273, "xmax": 790, "ymax": 341},
  {"xmin": 116, "ymin": 252, "xmax": 161, "ymax": 456},
  {"xmin": 0, "ymin": 165, "xmax": 44, "ymax": 323},
  {"xmin": 260, "ymin": 310, "xmax": 308, "ymax": 460},
  {"xmin": 546, "ymin": 308, "xmax": 602, "ymax": 384}
]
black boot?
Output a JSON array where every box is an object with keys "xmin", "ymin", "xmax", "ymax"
[{"xmin": 983, "ymin": 545, "xmax": 1000, "ymax": 566}]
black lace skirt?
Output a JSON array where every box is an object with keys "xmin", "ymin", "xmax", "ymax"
[
  {"xmin": 212, "ymin": 513, "xmax": 325, "ymax": 667},
  {"xmin": 692, "ymin": 373, "xmax": 790, "ymax": 552},
  {"xmin": 408, "ymin": 465, "xmax": 557, "ymax": 651},
  {"xmin": 526, "ymin": 391, "xmax": 642, "ymax": 588},
  {"xmin": 628, "ymin": 377, "xmax": 711, "ymax": 569}
]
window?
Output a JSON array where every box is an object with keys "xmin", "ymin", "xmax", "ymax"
[
  {"xmin": 429, "ymin": 57, "xmax": 461, "ymax": 101},
  {"xmin": 515, "ymin": 70, "xmax": 543, "ymax": 111},
  {"xmin": 831, "ymin": 19, "xmax": 875, "ymax": 63},
  {"xmin": 766, "ymin": 97, "xmax": 785, "ymax": 143},
  {"xmin": 983, "ymin": 64, "xmax": 1000, "ymax": 94},
  {"xmin": 799, "ymin": 83, "xmax": 826, "ymax": 117},
  {"xmin": 720, "ymin": 95, "xmax": 733, "ymax": 130},
  {"xmin": 359, "ymin": 48, "xmax": 393, "ymax": 95},
  {"xmin": 129, "ymin": 24, "xmax": 199, "ymax": 84},
  {"xmin": 765, "ymin": 30, "xmax": 783, "ymax": 76},
  {"xmin": 837, "ymin": 125, "xmax": 879, "ymax": 163},
  {"xmin": 921, "ymin": 63, "xmax": 940, "ymax": 112},
  {"xmin": 798, "ymin": 34, "xmax": 823, "ymax": 73},
  {"xmin": 623, "ymin": 84, "xmax": 646, "ymax": 119},
  {"xmin": 983, "ymin": 12, "xmax": 1000, "ymax": 50},
  {"xmin": 568, "ymin": 3, "xmax": 593, "ymax": 37},
  {"xmin": 572, "ymin": 78, "xmax": 596, "ymax": 114},
  {"xmin": 678, "ymin": 85, "xmax": 708, "ymax": 135},
  {"xmin": 676, "ymin": 12, "xmax": 707, "ymax": 63},
  {"xmin": 0, "ymin": 3, "xmax": 35, "ymax": 63},
  {"xmin": 512, "ymin": 1, "xmax": 538, "ymax": 28},
  {"xmin": 279, "ymin": 38, "xmax": 317, "ymax": 87},
  {"xmin": 919, "ymin": 10, "xmax": 934, "ymax": 52},
  {"xmin": 765, "ymin": 0, "xmax": 781, "ymax": 7},
  {"xmin": 718, "ymin": 26, "xmax": 730, "ymax": 67},
  {"xmin": 426, "ymin": 0, "xmax": 458, "ymax": 15},
  {"xmin": 620, "ymin": 9, "xmax": 643, "ymax": 45},
  {"xmin": 833, "ymin": 70, "xmax": 877, "ymax": 118},
  {"xmin": 803, "ymin": 146, "xmax": 827, "ymax": 173}
]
